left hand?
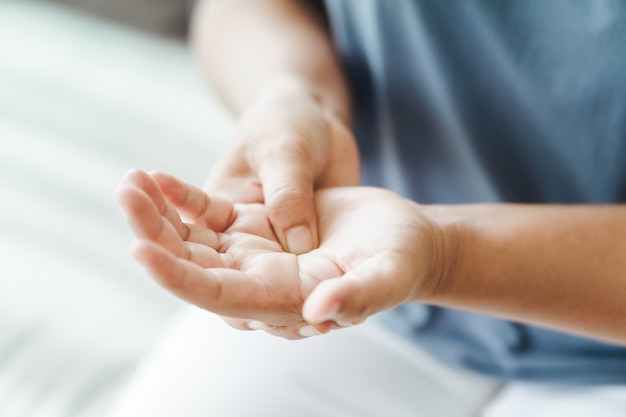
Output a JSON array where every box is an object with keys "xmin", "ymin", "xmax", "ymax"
[{"xmin": 116, "ymin": 170, "xmax": 444, "ymax": 339}]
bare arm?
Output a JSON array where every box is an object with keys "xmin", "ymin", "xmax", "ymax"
[
  {"xmin": 300, "ymin": 202, "xmax": 626, "ymax": 345},
  {"xmin": 421, "ymin": 203, "xmax": 626, "ymax": 345},
  {"xmin": 191, "ymin": 0, "xmax": 350, "ymax": 123},
  {"xmin": 118, "ymin": 169, "xmax": 626, "ymax": 343}
]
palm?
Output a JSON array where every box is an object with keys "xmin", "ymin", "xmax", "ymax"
[{"xmin": 117, "ymin": 171, "xmax": 430, "ymax": 337}]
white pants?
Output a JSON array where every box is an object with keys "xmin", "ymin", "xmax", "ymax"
[{"xmin": 106, "ymin": 307, "xmax": 626, "ymax": 417}]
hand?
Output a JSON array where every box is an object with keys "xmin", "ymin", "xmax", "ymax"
[
  {"xmin": 206, "ymin": 81, "xmax": 360, "ymax": 254},
  {"xmin": 116, "ymin": 170, "xmax": 444, "ymax": 339}
]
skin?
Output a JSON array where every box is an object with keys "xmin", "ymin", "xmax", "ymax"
[
  {"xmin": 191, "ymin": 0, "xmax": 356, "ymax": 254},
  {"xmin": 116, "ymin": 170, "xmax": 437, "ymax": 339},
  {"xmin": 117, "ymin": 170, "xmax": 626, "ymax": 345},
  {"xmin": 185, "ymin": 0, "xmax": 357, "ymax": 334},
  {"xmin": 117, "ymin": 0, "xmax": 626, "ymax": 345},
  {"xmin": 428, "ymin": 203, "xmax": 626, "ymax": 345}
]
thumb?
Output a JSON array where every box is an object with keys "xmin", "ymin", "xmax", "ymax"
[
  {"xmin": 257, "ymin": 147, "xmax": 318, "ymax": 254},
  {"xmin": 302, "ymin": 256, "xmax": 408, "ymax": 324}
]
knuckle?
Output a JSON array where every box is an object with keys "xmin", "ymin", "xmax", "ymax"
[
  {"xmin": 267, "ymin": 187, "xmax": 312, "ymax": 218},
  {"xmin": 268, "ymin": 186, "xmax": 309, "ymax": 206},
  {"xmin": 251, "ymin": 129, "xmax": 313, "ymax": 166}
]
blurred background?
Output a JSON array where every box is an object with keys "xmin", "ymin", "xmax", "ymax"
[{"xmin": 0, "ymin": 0, "xmax": 232, "ymax": 415}]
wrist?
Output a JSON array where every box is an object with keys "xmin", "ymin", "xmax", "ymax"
[
  {"xmin": 413, "ymin": 204, "xmax": 464, "ymax": 303},
  {"xmin": 248, "ymin": 73, "xmax": 350, "ymax": 125}
]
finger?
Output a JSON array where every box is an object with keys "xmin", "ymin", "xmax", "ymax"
[
  {"xmin": 225, "ymin": 203, "xmax": 278, "ymax": 242},
  {"xmin": 249, "ymin": 321, "xmax": 332, "ymax": 340},
  {"xmin": 223, "ymin": 317, "xmax": 333, "ymax": 340},
  {"xmin": 221, "ymin": 318, "xmax": 291, "ymax": 334},
  {"xmin": 133, "ymin": 240, "xmax": 287, "ymax": 321},
  {"xmin": 264, "ymin": 323, "xmax": 326, "ymax": 340},
  {"xmin": 116, "ymin": 185, "xmax": 190, "ymax": 259},
  {"xmin": 123, "ymin": 169, "xmax": 188, "ymax": 239},
  {"xmin": 204, "ymin": 152, "xmax": 264, "ymax": 204},
  {"xmin": 302, "ymin": 256, "xmax": 406, "ymax": 325},
  {"xmin": 151, "ymin": 171, "xmax": 234, "ymax": 232},
  {"xmin": 256, "ymin": 142, "xmax": 318, "ymax": 254},
  {"xmin": 185, "ymin": 242, "xmax": 223, "ymax": 268},
  {"xmin": 221, "ymin": 317, "xmax": 261, "ymax": 331},
  {"xmin": 186, "ymin": 223, "xmax": 221, "ymax": 248}
]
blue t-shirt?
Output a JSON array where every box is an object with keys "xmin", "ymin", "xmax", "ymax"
[{"xmin": 323, "ymin": 0, "xmax": 626, "ymax": 383}]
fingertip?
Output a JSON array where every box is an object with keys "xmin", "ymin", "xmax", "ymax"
[
  {"xmin": 303, "ymin": 277, "xmax": 372, "ymax": 325},
  {"xmin": 149, "ymin": 171, "xmax": 178, "ymax": 191},
  {"xmin": 114, "ymin": 184, "xmax": 141, "ymax": 215},
  {"xmin": 315, "ymin": 321, "xmax": 333, "ymax": 334},
  {"xmin": 148, "ymin": 170, "xmax": 169, "ymax": 184},
  {"xmin": 130, "ymin": 239, "xmax": 156, "ymax": 262},
  {"xmin": 122, "ymin": 168, "xmax": 148, "ymax": 184},
  {"xmin": 263, "ymin": 179, "xmax": 318, "ymax": 253},
  {"xmin": 247, "ymin": 320, "xmax": 276, "ymax": 331},
  {"xmin": 285, "ymin": 225, "xmax": 315, "ymax": 254},
  {"xmin": 122, "ymin": 168, "xmax": 140, "ymax": 179},
  {"xmin": 302, "ymin": 280, "xmax": 341, "ymax": 324},
  {"xmin": 298, "ymin": 325, "xmax": 323, "ymax": 337},
  {"xmin": 113, "ymin": 184, "xmax": 129, "ymax": 205},
  {"xmin": 297, "ymin": 321, "xmax": 332, "ymax": 337},
  {"xmin": 150, "ymin": 171, "xmax": 185, "ymax": 203}
]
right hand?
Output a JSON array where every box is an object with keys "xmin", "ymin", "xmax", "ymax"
[{"xmin": 205, "ymin": 80, "xmax": 360, "ymax": 255}]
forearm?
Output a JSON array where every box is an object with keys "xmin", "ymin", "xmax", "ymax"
[
  {"xmin": 191, "ymin": 0, "xmax": 350, "ymax": 123},
  {"xmin": 423, "ymin": 203, "xmax": 626, "ymax": 344}
]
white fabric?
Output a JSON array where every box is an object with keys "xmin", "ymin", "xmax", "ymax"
[
  {"xmin": 106, "ymin": 307, "xmax": 626, "ymax": 417},
  {"xmin": 105, "ymin": 307, "xmax": 498, "ymax": 417}
]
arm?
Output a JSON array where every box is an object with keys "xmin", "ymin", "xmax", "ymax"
[
  {"xmin": 192, "ymin": 0, "xmax": 350, "ymax": 123},
  {"xmin": 424, "ymin": 203, "xmax": 626, "ymax": 345},
  {"xmin": 191, "ymin": 0, "xmax": 358, "ymax": 255},
  {"xmin": 117, "ymin": 171, "xmax": 626, "ymax": 343},
  {"xmin": 305, "ymin": 202, "xmax": 626, "ymax": 345}
]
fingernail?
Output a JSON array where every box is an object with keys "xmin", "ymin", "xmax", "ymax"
[
  {"xmin": 298, "ymin": 325, "xmax": 322, "ymax": 337},
  {"xmin": 336, "ymin": 320, "xmax": 354, "ymax": 327},
  {"xmin": 247, "ymin": 321, "xmax": 274, "ymax": 331},
  {"xmin": 286, "ymin": 225, "xmax": 313, "ymax": 254}
]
